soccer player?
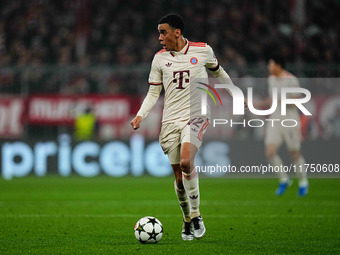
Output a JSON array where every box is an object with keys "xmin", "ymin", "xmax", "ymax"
[
  {"xmin": 258, "ymin": 56, "xmax": 309, "ymax": 196},
  {"xmin": 130, "ymin": 13, "xmax": 236, "ymax": 240}
]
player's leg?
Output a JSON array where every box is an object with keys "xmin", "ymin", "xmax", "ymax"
[
  {"xmin": 160, "ymin": 122, "xmax": 196, "ymax": 240},
  {"xmin": 266, "ymin": 143, "xmax": 291, "ymax": 195},
  {"xmin": 289, "ymin": 150, "xmax": 308, "ymax": 196},
  {"xmin": 265, "ymin": 124, "xmax": 290, "ymax": 195},
  {"xmin": 266, "ymin": 144, "xmax": 288, "ymax": 181},
  {"xmin": 286, "ymin": 127, "xmax": 308, "ymax": 196},
  {"xmin": 168, "ymin": 146, "xmax": 193, "ymax": 240},
  {"xmin": 284, "ymin": 124, "xmax": 308, "ymax": 196},
  {"xmin": 180, "ymin": 117, "xmax": 209, "ymax": 239},
  {"xmin": 180, "ymin": 142, "xmax": 206, "ymax": 239},
  {"xmin": 180, "ymin": 142, "xmax": 199, "ymax": 217},
  {"xmin": 282, "ymin": 114, "xmax": 308, "ymax": 196},
  {"xmin": 172, "ymin": 163, "xmax": 194, "ymax": 241}
]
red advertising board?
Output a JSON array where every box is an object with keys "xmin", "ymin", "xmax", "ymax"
[
  {"xmin": 1, "ymin": 94, "xmax": 339, "ymax": 139},
  {"xmin": 28, "ymin": 95, "xmax": 133, "ymax": 125},
  {"xmin": 0, "ymin": 96, "xmax": 25, "ymax": 137}
]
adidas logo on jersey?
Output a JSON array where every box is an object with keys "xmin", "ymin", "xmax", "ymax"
[{"xmin": 165, "ymin": 62, "xmax": 172, "ymax": 67}]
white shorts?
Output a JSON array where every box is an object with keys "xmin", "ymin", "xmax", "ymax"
[
  {"xmin": 265, "ymin": 120, "xmax": 301, "ymax": 151},
  {"xmin": 160, "ymin": 117, "xmax": 210, "ymax": 164}
]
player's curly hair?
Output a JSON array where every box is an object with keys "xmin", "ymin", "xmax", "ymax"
[{"xmin": 159, "ymin": 13, "xmax": 184, "ymax": 34}]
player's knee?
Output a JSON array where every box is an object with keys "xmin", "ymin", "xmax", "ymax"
[
  {"xmin": 180, "ymin": 158, "xmax": 192, "ymax": 173},
  {"xmin": 290, "ymin": 151, "xmax": 301, "ymax": 161},
  {"xmin": 266, "ymin": 149, "xmax": 276, "ymax": 160}
]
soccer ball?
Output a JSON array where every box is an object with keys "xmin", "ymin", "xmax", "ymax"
[{"xmin": 134, "ymin": 216, "xmax": 163, "ymax": 244}]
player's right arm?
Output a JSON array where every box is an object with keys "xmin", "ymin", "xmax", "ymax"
[
  {"xmin": 131, "ymin": 55, "xmax": 163, "ymax": 130},
  {"xmin": 131, "ymin": 85, "xmax": 162, "ymax": 130}
]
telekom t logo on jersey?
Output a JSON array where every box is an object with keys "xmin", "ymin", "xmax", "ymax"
[
  {"xmin": 173, "ymin": 70, "xmax": 190, "ymax": 89},
  {"xmin": 200, "ymin": 84, "xmax": 312, "ymax": 116}
]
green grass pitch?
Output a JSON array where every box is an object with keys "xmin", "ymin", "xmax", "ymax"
[{"xmin": 0, "ymin": 176, "xmax": 339, "ymax": 254}]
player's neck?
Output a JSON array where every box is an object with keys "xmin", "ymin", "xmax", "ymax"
[{"xmin": 173, "ymin": 37, "xmax": 187, "ymax": 52}]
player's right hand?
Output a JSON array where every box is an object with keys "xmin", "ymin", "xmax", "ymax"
[{"xmin": 130, "ymin": 116, "xmax": 142, "ymax": 130}]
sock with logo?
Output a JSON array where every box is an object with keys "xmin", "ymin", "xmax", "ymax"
[
  {"xmin": 174, "ymin": 180, "xmax": 191, "ymax": 222},
  {"xmin": 182, "ymin": 168, "xmax": 200, "ymax": 219}
]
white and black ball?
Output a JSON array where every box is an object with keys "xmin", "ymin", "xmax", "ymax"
[{"xmin": 134, "ymin": 216, "xmax": 163, "ymax": 244}]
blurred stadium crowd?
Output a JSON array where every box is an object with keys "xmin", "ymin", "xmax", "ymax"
[
  {"xmin": 0, "ymin": 0, "xmax": 339, "ymax": 140},
  {"xmin": 0, "ymin": 0, "xmax": 340, "ymax": 95}
]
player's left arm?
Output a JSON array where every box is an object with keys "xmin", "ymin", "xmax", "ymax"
[
  {"xmin": 205, "ymin": 45, "xmax": 234, "ymax": 90},
  {"xmin": 205, "ymin": 45, "xmax": 247, "ymax": 108}
]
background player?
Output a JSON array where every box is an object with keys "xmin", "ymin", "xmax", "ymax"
[
  {"xmin": 130, "ymin": 13, "xmax": 236, "ymax": 240},
  {"xmin": 257, "ymin": 56, "xmax": 309, "ymax": 196}
]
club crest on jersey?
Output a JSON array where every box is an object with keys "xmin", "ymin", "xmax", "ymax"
[{"xmin": 190, "ymin": 57, "xmax": 198, "ymax": 65}]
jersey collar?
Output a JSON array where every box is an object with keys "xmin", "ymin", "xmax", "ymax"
[{"xmin": 170, "ymin": 39, "xmax": 189, "ymax": 57}]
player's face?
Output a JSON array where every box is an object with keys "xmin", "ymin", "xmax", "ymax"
[
  {"xmin": 158, "ymin": 23, "xmax": 178, "ymax": 51},
  {"xmin": 268, "ymin": 59, "xmax": 278, "ymax": 75}
]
